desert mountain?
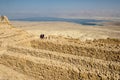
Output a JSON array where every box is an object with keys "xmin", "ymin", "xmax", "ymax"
[{"xmin": 0, "ymin": 16, "xmax": 120, "ymax": 80}]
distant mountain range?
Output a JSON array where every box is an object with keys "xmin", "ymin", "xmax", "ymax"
[{"xmin": 11, "ymin": 17, "xmax": 107, "ymax": 26}]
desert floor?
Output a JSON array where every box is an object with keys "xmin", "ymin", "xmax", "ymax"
[
  {"xmin": 11, "ymin": 21, "xmax": 120, "ymax": 40},
  {"xmin": 0, "ymin": 21, "xmax": 120, "ymax": 80}
]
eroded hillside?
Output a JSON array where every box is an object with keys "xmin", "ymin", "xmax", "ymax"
[{"xmin": 0, "ymin": 16, "xmax": 120, "ymax": 80}]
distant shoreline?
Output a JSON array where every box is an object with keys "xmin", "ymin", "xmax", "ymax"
[{"xmin": 10, "ymin": 17, "xmax": 109, "ymax": 26}]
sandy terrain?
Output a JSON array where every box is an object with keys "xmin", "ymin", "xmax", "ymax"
[
  {"xmin": 11, "ymin": 21, "xmax": 120, "ymax": 41},
  {"xmin": 0, "ymin": 16, "xmax": 120, "ymax": 80}
]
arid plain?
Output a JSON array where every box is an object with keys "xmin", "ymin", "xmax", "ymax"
[{"xmin": 0, "ymin": 16, "xmax": 120, "ymax": 80}]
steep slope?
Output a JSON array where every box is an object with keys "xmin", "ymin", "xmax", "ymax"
[{"xmin": 0, "ymin": 16, "xmax": 120, "ymax": 80}]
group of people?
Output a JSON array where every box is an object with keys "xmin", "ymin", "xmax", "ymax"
[{"xmin": 40, "ymin": 34, "xmax": 44, "ymax": 39}]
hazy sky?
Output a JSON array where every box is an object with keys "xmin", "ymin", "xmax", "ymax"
[{"xmin": 0, "ymin": 0, "xmax": 120, "ymax": 19}]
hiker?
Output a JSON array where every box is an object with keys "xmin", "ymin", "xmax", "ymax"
[{"xmin": 40, "ymin": 34, "xmax": 44, "ymax": 39}]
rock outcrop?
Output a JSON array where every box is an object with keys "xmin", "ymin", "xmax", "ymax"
[{"xmin": 0, "ymin": 16, "xmax": 10, "ymax": 25}]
